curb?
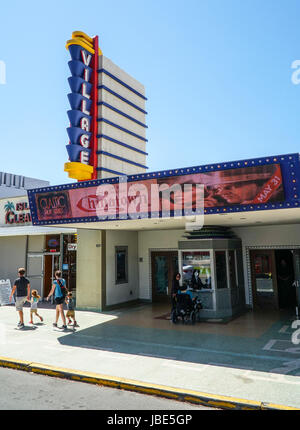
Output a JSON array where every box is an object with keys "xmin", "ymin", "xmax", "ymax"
[{"xmin": 0, "ymin": 356, "xmax": 298, "ymax": 410}]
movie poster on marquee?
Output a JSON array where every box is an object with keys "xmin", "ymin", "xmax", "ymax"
[
  {"xmin": 157, "ymin": 163, "xmax": 284, "ymax": 210},
  {"xmin": 67, "ymin": 179, "xmax": 157, "ymax": 219},
  {"xmin": 34, "ymin": 163, "xmax": 284, "ymax": 222},
  {"xmin": 35, "ymin": 190, "xmax": 73, "ymax": 220}
]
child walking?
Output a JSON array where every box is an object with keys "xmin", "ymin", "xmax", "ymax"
[
  {"xmin": 28, "ymin": 290, "xmax": 43, "ymax": 324},
  {"xmin": 66, "ymin": 292, "xmax": 79, "ymax": 327}
]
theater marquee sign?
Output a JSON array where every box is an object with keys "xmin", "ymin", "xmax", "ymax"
[{"xmin": 27, "ymin": 153, "xmax": 300, "ymax": 226}]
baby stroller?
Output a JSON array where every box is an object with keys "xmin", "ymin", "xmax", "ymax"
[{"xmin": 171, "ymin": 292, "xmax": 202, "ymax": 324}]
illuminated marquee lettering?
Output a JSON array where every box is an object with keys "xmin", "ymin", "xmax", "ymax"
[
  {"xmin": 81, "ymin": 50, "xmax": 92, "ymax": 67},
  {"xmin": 80, "ymin": 151, "xmax": 90, "ymax": 164},
  {"xmin": 80, "ymin": 134, "xmax": 90, "ymax": 148},
  {"xmin": 83, "ymin": 68, "xmax": 90, "ymax": 82},
  {"xmin": 81, "ymin": 99, "xmax": 90, "ymax": 116},
  {"xmin": 39, "ymin": 196, "xmax": 66, "ymax": 209},
  {"xmin": 81, "ymin": 82, "xmax": 90, "ymax": 99},
  {"xmin": 80, "ymin": 117, "xmax": 90, "ymax": 132}
]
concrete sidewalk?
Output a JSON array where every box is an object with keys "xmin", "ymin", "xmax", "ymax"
[{"xmin": 0, "ymin": 303, "xmax": 300, "ymax": 410}]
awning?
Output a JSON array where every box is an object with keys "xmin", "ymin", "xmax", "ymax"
[{"xmin": 0, "ymin": 225, "xmax": 76, "ymax": 237}]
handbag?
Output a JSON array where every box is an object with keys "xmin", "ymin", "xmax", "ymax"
[{"xmin": 56, "ymin": 278, "xmax": 67, "ymax": 298}]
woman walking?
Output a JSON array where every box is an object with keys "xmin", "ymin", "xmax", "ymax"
[{"xmin": 46, "ymin": 270, "xmax": 68, "ymax": 329}]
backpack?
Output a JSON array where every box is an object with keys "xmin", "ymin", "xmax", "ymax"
[{"xmin": 56, "ymin": 278, "xmax": 67, "ymax": 298}]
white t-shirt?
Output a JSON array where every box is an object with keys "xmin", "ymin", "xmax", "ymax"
[{"xmin": 31, "ymin": 297, "xmax": 39, "ymax": 309}]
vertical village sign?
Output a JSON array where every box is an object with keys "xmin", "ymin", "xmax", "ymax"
[{"xmin": 64, "ymin": 31, "xmax": 102, "ymax": 181}]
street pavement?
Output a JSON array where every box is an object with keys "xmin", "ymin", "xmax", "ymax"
[
  {"xmin": 0, "ymin": 302, "xmax": 300, "ymax": 409},
  {"xmin": 0, "ymin": 367, "xmax": 214, "ymax": 410}
]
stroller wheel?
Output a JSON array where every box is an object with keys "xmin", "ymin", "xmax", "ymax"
[
  {"xmin": 171, "ymin": 310, "xmax": 178, "ymax": 324},
  {"xmin": 190, "ymin": 311, "xmax": 196, "ymax": 325}
]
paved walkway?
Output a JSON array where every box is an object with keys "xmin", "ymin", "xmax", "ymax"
[{"xmin": 1, "ymin": 302, "xmax": 300, "ymax": 409}]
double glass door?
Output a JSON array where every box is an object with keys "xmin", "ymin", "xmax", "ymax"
[
  {"xmin": 250, "ymin": 250, "xmax": 278, "ymax": 309},
  {"xmin": 250, "ymin": 249, "xmax": 297, "ymax": 310}
]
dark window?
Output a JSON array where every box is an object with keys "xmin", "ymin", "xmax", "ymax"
[
  {"xmin": 115, "ymin": 246, "xmax": 128, "ymax": 284},
  {"xmin": 228, "ymin": 250, "xmax": 237, "ymax": 288},
  {"xmin": 215, "ymin": 251, "xmax": 228, "ymax": 289}
]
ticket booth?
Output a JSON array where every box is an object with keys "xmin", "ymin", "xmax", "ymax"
[{"xmin": 178, "ymin": 230, "xmax": 246, "ymax": 319}]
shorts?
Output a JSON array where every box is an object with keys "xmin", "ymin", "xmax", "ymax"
[
  {"xmin": 30, "ymin": 309, "xmax": 38, "ymax": 315},
  {"xmin": 55, "ymin": 297, "xmax": 64, "ymax": 305},
  {"xmin": 66, "ymin": 310, "xmax": 75, "ymax": 318},
  {"xmin": 15, "ymin": 296, "xmax": 27, "ymax": 311}
]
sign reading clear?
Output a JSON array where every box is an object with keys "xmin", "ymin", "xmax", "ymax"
[{"xmin": 4, "ymin": 200, "xmax": 32, "ymax": 225}]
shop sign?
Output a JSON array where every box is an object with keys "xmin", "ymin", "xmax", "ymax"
[
  {"xmin": 64, "ymin": 31, "xmax": 102, "ymax": 181},
  {"xmin": 4, "ymin": 200, "xmax": 32, "ymax": 225},
  {"xmin": 35, "ymin": 191, "xmax": 72, "ymax": 219},
  {"xmin": 67, "ymin": 243, "xmax": 77, "ymax": 251},
  {"xmin": 48, "ymin": 238, "xmax": 59, "ymax": 248}
]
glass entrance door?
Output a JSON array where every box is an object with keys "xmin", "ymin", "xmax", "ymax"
[
  {"xmin": 151, "ymin": 251, "xmax": 178, "ymax": 301},
  {"xmin": 27, "ymin": 253, "xmax": 44, "ymax": 299},
  {"xmin": 43, "ymin": 253, "xmax": 60, "ymax": 299},
  {"xmin": 250, "ymin": 250, "xmax": 278, "ymax": 309}
]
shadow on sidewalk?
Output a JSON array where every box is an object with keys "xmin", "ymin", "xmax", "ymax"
[{"xmin": 56, "ymin": 305, "xmax": 300, "ymax": 376}]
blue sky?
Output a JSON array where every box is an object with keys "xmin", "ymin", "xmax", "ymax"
[{"xmin": 1, "ymin": 0, "xmax": 300, "ymax": 185}]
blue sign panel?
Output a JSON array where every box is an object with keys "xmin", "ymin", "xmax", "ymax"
[{"xmin": 66, "ymin": 44, "xmax": 93, "ymax": 165}]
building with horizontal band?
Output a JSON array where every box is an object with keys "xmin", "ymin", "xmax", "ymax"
[
  {"xmin": 28, "ymin": 151, "xmax": 300, "ymax": 317},
  {"xmin": 25, "ymin": 31, "xmax": 300, "ymax": 319}
]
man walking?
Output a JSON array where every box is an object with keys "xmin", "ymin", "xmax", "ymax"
[{"xmin": 9, "ymin": 268, "xmax": 31, "ymax": 329}]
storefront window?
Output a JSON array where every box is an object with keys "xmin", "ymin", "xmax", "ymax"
[
  {"xmin": 228, "ymin": 250, "xmax": 237, "ymax": 288},
  {"xmin": 182, "ymin": 251, "xmax": 211, "ymax": 289},
  {"xmin": 116, "ymin": 246, "xmax": 128, "ymax": 284},
  {"xmin": 215, "ymin": 251, "xmax": 228, "ymax": 289},
  {"xmin": 253, "ymin": 254, "xmax": 274, "ymax": 293}
]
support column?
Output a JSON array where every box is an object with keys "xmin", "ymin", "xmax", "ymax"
[{"xmin": 76, "ymin": 229, "xmax": 106, "ymax": 311}]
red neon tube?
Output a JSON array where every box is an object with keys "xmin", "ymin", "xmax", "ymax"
[{"xmin": 92, "ymin": 36, "xmax": 99, "ymax": 180}]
